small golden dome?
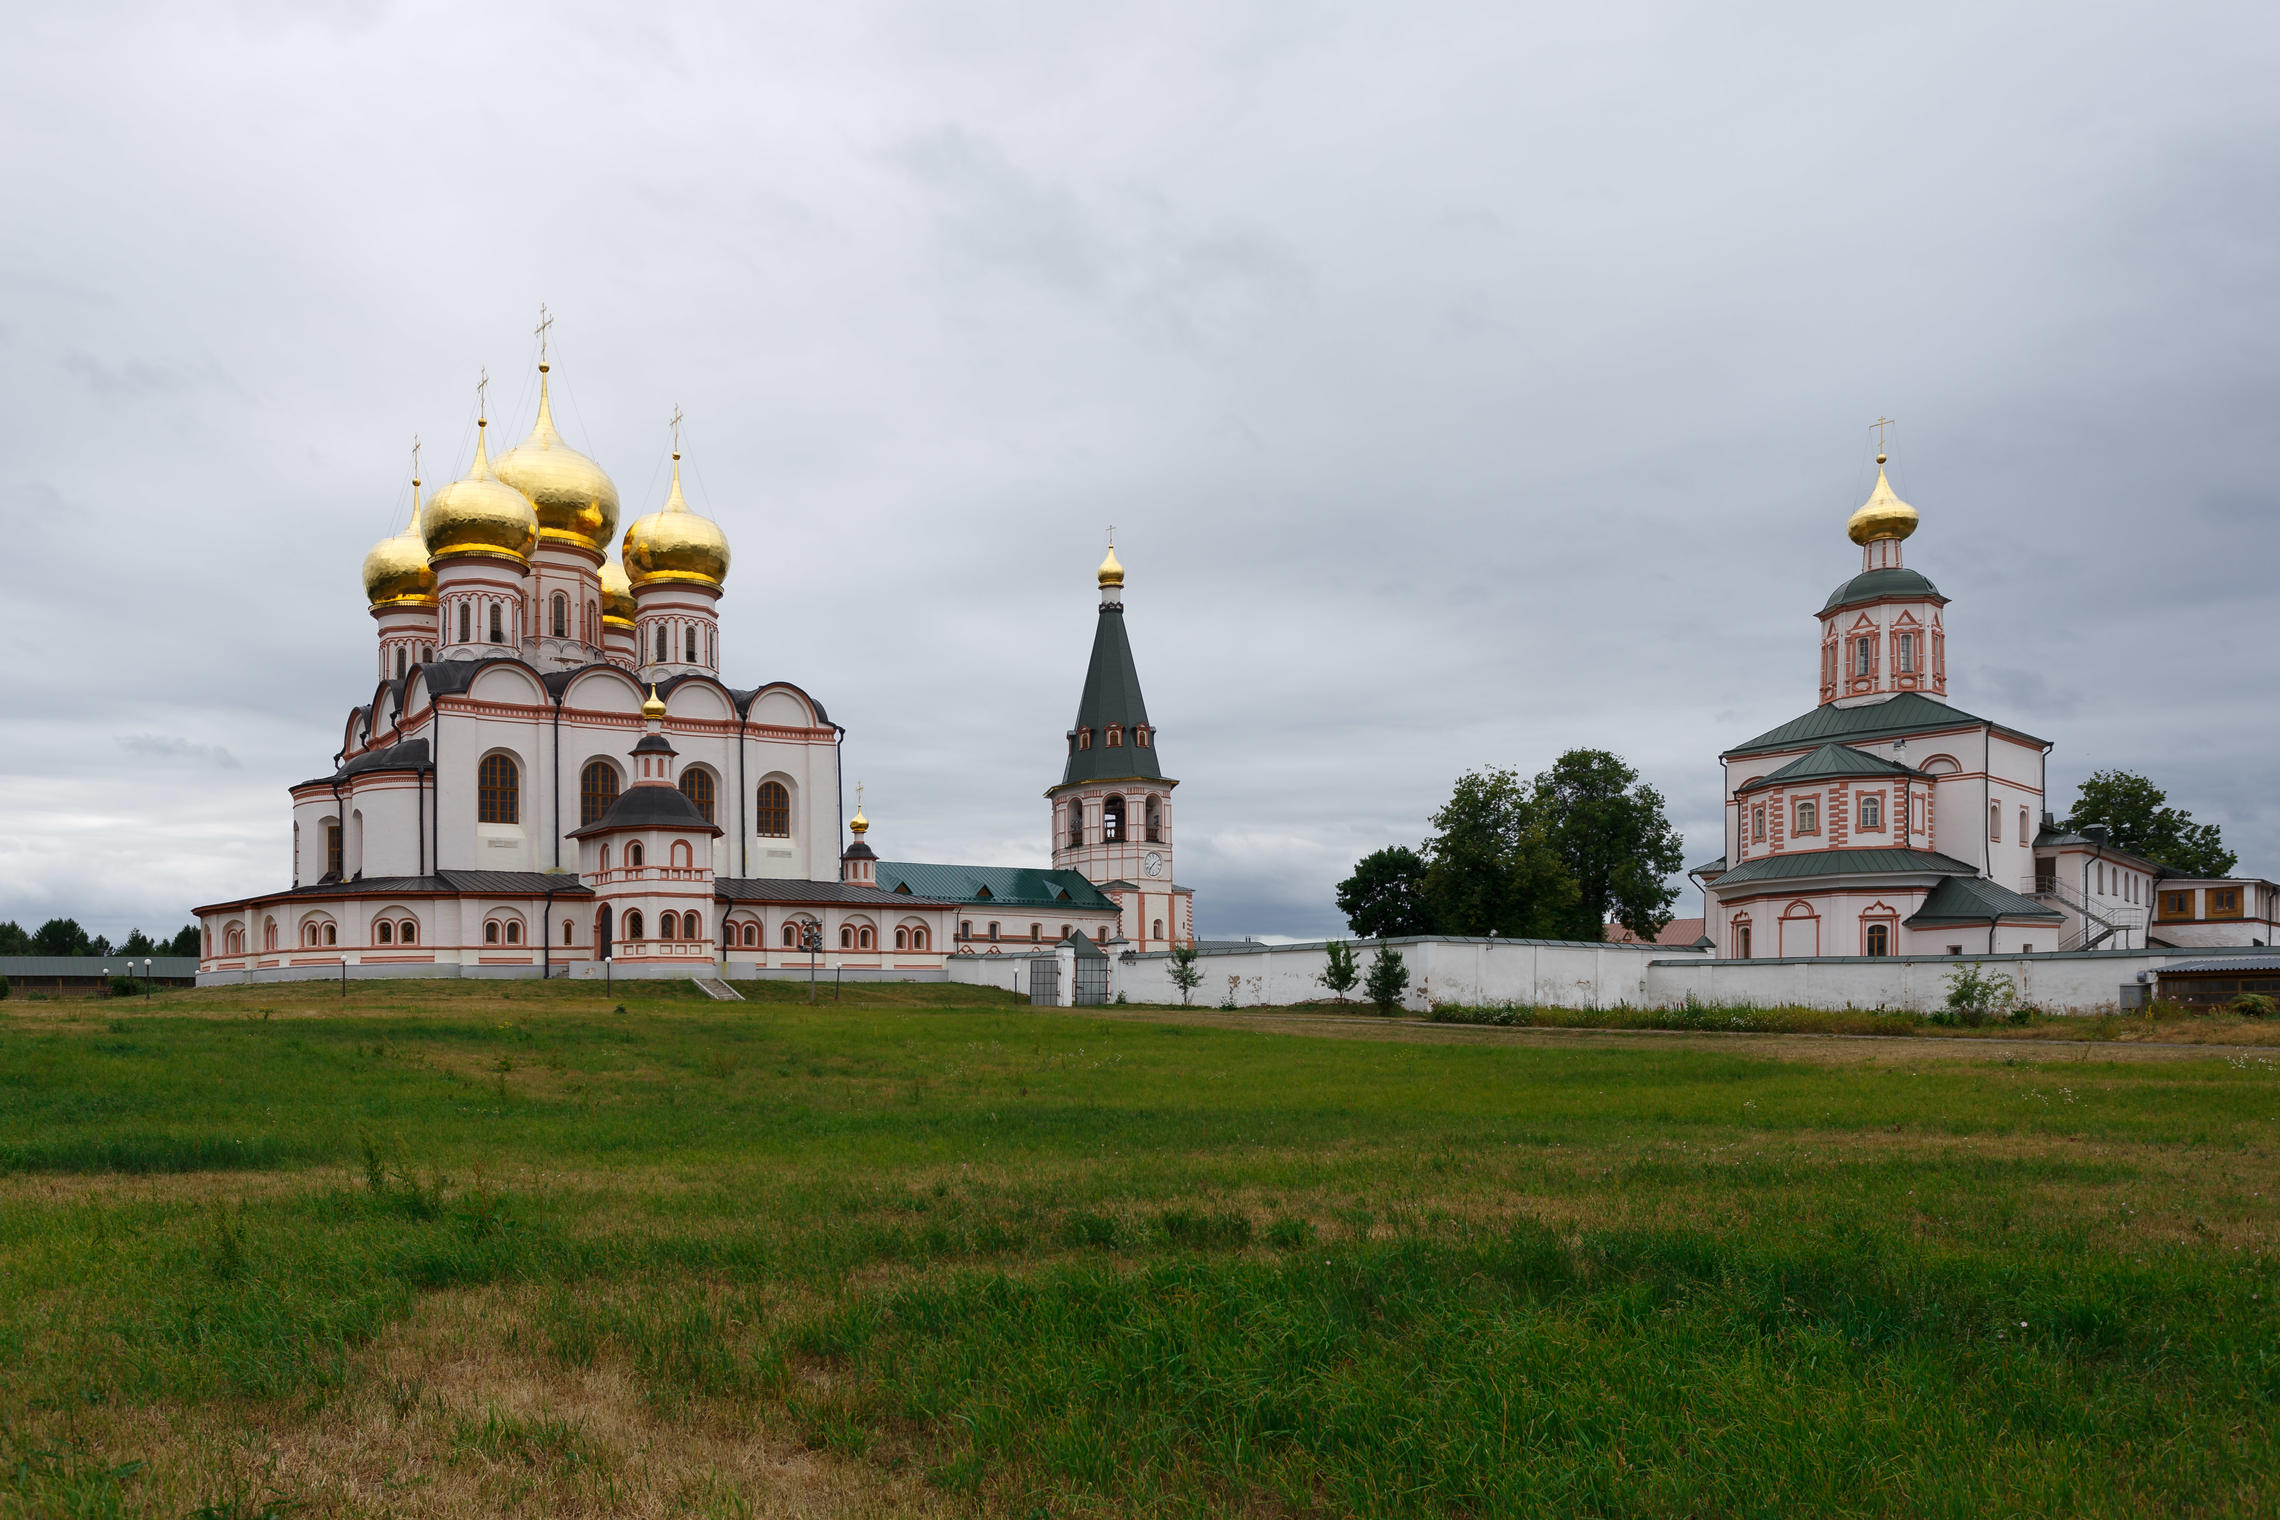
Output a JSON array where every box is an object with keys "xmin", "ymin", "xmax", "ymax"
[
  {"xmin": 623, "ymin": 454, "xmax": 730, "ymax": 589},
  {"xmin": 493, "ymin": 370, "xmax": 621, "ymax": 558},
  {"xmin": 849, "ymin": 805, "xmax": 868, "ymax": 836},
  {"xmin": 1847, "ymin": 457, "xmax": 1919, "ymax": 545},
  {"xmin": 642, "ymin": 682, "xmax": 667, "ymax": 720},
  {"xmin": 1098, "ymin": 544, "xmax": 1124, "ymax": 587},
  {"xmin": 423, "ymin": 421, "xmax": 539, "ymax": 564},
  {"xmin": 362, "ymin": 481, "xmax": 436, "ymax": 608},
  {"xmin": 599, "ymin": 557, "xmax": 636, "ymax": 625}
]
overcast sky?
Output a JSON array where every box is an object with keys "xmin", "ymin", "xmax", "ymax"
[{"xmin": 4, "ymin": 1, "xmax": 2277, "ymax": 943}]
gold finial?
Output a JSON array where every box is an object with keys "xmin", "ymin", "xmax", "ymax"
[
  {"xmin": 1098, "ymin": 539, "xmax": 1125, "ymax": 588},
  {"xmin": 851, "ymin": 781, "xmax": 868, "ymax": 835},
  {"xmin": 642, "ymin": 682, "xmax": 667, "ymax": 720},
  {"xmin": 535, "ymin": 304, "xmax": 553, "ymax": 372}
]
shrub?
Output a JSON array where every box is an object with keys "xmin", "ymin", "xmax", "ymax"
[
  {"xmin": 0, "ymin": 975, "xmax": 9, "ymax": 1000},
  {"xmin": 2232, "ymin": 992, "xmax": 2276, "ymax": 1019},
  {"xmin": 1364, "ymin": 943, "xmax": 1411, "ymax": 1015},
  {"xmin": 1943, "ymin": 963, "xmax": 2015, "ymax": 1027},
  {"xmin": 1318, "ymin": 939, "xmax": 1359, "ymax": 1001},
  {"xmin": 1165, "ymin": 946, "xmax": 1203, "ymax": 1006}
]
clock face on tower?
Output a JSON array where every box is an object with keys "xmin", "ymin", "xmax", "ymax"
[{"xmin": 1143, "ymin": 851, "xmax": 1163, "ymax": 877}]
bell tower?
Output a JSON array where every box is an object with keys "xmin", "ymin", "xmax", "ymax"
[
  {"xmin": 1046, "ymin": 541, "xmax": 1192, "ymax": 947},
  {"xmin": 1817, "ymin": 445, "xmax": 1948, "ymax": 707}
]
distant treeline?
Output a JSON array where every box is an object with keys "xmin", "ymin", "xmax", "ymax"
[{"xmin": 0, "ymin": 920, "xmax": 201, "ymax": 958}]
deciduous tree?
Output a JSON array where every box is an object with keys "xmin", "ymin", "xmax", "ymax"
[
  {"xmin": 2064, "ymin": 770, "xmax": 2236, "ymax": 876},
  {"xmin": 1335, "ymin": 846, "xmax": 1436, "ymax": 938},
  {"xmin": 1532, "ymin": 749, "xmax": 1686, "ymax": 942}
]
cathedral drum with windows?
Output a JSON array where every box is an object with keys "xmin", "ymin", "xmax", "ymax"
[{"xmin": 195, "ymin": 350, "xmax": 967, "ymax": 981}]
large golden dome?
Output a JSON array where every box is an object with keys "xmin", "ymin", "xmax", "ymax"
[
  {"xmin": 423, "ymin": 421, "xmax": 539, "ymax": 564},
  {"xmin": 1846, "ymin": 457, "xmax": 1919, "ymax": 545},
  {"xmin": 492, "ymin": 369, "xmax": 620, "ymax": 558},
  {"xmin": 623, "ymin": 454, "xmax": 729, "ymax": 589},
  {"xmin": 362, "ymin": 482, "xmax": 436, "ymax": 607},
  {"xmin": 599, "ymin": 556, "xmax": 636, "ymax": 625}
]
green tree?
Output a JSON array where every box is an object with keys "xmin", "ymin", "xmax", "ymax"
[
  {"xmin": 1532, "ymin": 749, "xmax": 1686, "ymax": 942},
  {"xmin": 31, "ymin": 918, "xmax": 91, "ymax": 956},
  {"xmin": 1166, "ymin": 945, "xmax": 1204, "ymax": 1006},
  {"xmin": 1318, "ymin": 939, "xmax": 1359, "ymax": 1001},
  {"xmin": 166, "ymin": 925, "xmax": 202, "ymax": 957},
  {"xmin": 1335, "ymin": 846, "xmax": 1436, "ymax": 938},
  {"xmin": 121, "ymin": 929, "xmax": 158, "ymax": 956},
  {"xmin": 0, "ymin": 921, "xmax": 28, "ymax": 955},
  {"xmin": 1364, "ymin": 942, "xmax": 1411, "ymax": 1016},
  {"xmin": 1421, "ymin": 768, "xmax": 1578, "ymax": 939},
  {"xmin": 2064, "ymin": 770, "xmax": 2236, "ymax": 876}
]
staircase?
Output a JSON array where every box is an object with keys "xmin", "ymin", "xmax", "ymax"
[
  {"xmin": 692, "ymin": 975, "xmax": 745, "ymax": 1001},
  {"xmin": 2036, "ymin": 877, "xmax": 2147, "ymax": 951}
]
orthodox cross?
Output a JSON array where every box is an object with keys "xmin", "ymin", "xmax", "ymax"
[
  {"xmin": 1870, "ymin": 416, "xmax": 1896, "ymax": 455},
  {"xmin": 856, "ymin": 781, "xmax": 865, "ymax": 813},
  {"xmin": 534, "ymin": 303, "xmax": 553, "ymax": 366},
  {"xmin": 476, "ymin": 367, "xmax": 489, "ymax": 422},
  {"xmin": 410, "ymin": 434, "xmax": 421, "ymax": 486},
  {"xmin": 670, "ymin": 404, "xmax": 684, "ymax": 456},
  {"xmin": 1107, "ymin": 523, "xmax": 1115, "ymax": 548}
]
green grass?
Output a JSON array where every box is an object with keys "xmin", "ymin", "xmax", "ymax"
[{"xmin": 2, "ymin": 979, "xmax": 2277, "ymax": 1516}]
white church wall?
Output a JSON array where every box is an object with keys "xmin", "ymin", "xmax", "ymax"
[
  {"xmin": 1095, "ymin": 938, "xmax": 1698, "ymax": 1012},
  {"xmin": 1649, "ymin": 949, "xmax": 2174, "ymax": 1013}
]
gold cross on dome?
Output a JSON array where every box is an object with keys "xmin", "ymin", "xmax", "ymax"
[
  {"xmin": 534, "ymin": 303, "xmax": 553, "ymax": 364},
  {"xmin": 1106, "ymin": 523, "xmax": 1115, "ymax": 548},
  {"xmin": 856, "ymin": 781, "xmax": 865, "ymax": 811},
  {"xmin": 410, "ymin": 434, "xmax": 421, "ymax": 485},
  {"xmin": 670, "ymin": 405, "xmax": 683, "ymax": 455},
  {"xmin": 1870, "ymin": 416, "xmax": 1896, "ymax": 453},
  {"xmin": 476, "ymin": 367, "xmax": 490, "ymax": 421}
]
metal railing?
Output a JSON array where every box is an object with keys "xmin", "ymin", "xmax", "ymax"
[{"xmin": 2035, "ymin": 877, "xmax": 2147, "ymax": 951}]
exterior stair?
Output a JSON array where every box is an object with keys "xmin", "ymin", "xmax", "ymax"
[
  {"xmin": 2035, "ymin": 877, "xmax": 2147, "ymax": 952},
  {"xmin": 692, "ymin": 975, "xmax": 744, "ymax": 1001}
]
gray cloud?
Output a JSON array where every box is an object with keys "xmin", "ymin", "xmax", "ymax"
[{"xmin": 3, "ymin": 0, "xmax": 2278, "ymax": 944}]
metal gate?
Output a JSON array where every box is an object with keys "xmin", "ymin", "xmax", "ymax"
[
  {"xmin": 1028, "ymin": 957, "xmax": 1059, "ymax": 1006},
  {"xmin": 1072, "ymin": 956, "xmax": 1109, "ymax": 1006}
]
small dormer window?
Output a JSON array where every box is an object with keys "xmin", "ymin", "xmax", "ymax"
[
  {"xmin": 1077, "ymin": 728, "xmax": 1092, "ymax": 750},
  {"xmin": 1107, "ymin": 725, "xmax": 1122, "ymax": 747}
]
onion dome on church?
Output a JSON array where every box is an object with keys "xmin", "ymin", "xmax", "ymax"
[
  {"xmin": 1098, "ymin": 544, "xmax": 1124, "ymax": 588},
  {"xmin": 492, "ymin": 367, "xmax": 620, "ymax": 557},
  {"xmin": 641, "ymin": 682, "xmax": 667, "ymax": 720},
  {"xmin": 1846, "ymin": 456, "xmax": 1919, "ymax": 545},
  {"xmin": 599, "ymin": 556, "xmax": 636, "ymax": 625},
  {"xmin": 422, "ymin": 420, "xmax": 539, "ymax": 564},
  {"xmin": 361, "ymin": 481, "xmax": 436, "ymax": 607},
  {"xmin": 623, "ymin": 452, "xmax": 730, "ymax": 589}
]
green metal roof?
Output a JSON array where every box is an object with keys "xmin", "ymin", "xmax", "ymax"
[
  {"xmin": 1905, "ymin": 874, "xmax": 2063, "ymax": 926},
  {"xmin": 1059, "ymin": 603, "xmax": 1169, "ymax": 788},
  {"xmin": 1822, "ymin": 566, "xmax": 1944, "ymax": 612},
  {"xmin": 1736, "ymin": 742, "xmax": 1923, "ymax": 794},
  {"xmin": 874, "ymin": 861, "xmax": 1120, "ymax": 912},
  {"xmin": 1723, "ymin": 691, "xmax": 2048, "ymax": 760},
  {"xmin": 1712, "ymin": 846, "xmax": 1981, "ymax": 888}
]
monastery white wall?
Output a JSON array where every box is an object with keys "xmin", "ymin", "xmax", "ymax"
[{"xmin": 1076, "ymin": 937, "xmax": 1700, "ymax": 1013}]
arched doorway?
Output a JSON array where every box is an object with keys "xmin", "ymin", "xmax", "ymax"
[{"xmin": 595, "ymin": 904, "xmax": 613, "ymax": 959}]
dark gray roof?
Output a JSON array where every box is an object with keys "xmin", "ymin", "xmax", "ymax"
[
  {"xmin": 298, "ymin": 737, "xmax": 432, "ymax": 791},
  {"xmin": 2154, "ymin": 954, "xmax": 2280, "ymax": 974},
  {"xmin": 1712, "ymin": 846, "xmax": 1981, "ymax": 888},
  {"xmin": 0, "ymin": 956, "xmax": 201, "ymax": 977},
  {"xmin": 1736, "ymin": 742, "xmax": 1923, "ymax": 794},
  {"xmin": 1060, "ymin": 602, "xmax": 1168, "ymax": 788},
  {"xmin": 1724, "ymin": 691, "xmax": 2048, "ymax": 760},
  {"xmin": 195, "ymin": 871, "xmax": 592, "ymax": 914},
  {"xmin": 1689, "ymin": 855, "xmax": 1729, "ymax": 877},
  {"xmin": 1068, "ymin": 929, "xmax": 1109, "ymax": 959},
  {"xmin": 875, "ymin": 861, "xmax": 1121, "ymax": 911},
  {"xmin": 715, "ymin": 877, "xmax": 956, "ymax": 908},
  {"xmin": 1904, "ymin": 875, "xmax": 2063, "ymax": 927},
  {"xmin": 1822, "ymin": 565, "xmax": 1945, "ymax": 612},
  {"xmin": 567, "ymin": 784, "xmax": 720, "ymax": 838}
]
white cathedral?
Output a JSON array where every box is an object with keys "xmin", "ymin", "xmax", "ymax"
[{"xmin": 195, "ymin": 354, "xmax": 1195, "ymax": 984}]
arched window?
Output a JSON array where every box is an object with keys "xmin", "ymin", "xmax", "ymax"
[
  {"xmin": 1137, "ymin": 726, "xmax": 1150, "ymax": 748},
  {"xmin": 1794, "ymin": 799, "xmax": 1818, "ymax": 835},
  {"xmin": 478, "ymin": 754, "xmax": 519, "ymax": 824},
  {"xmin": 324, "ymin": 923, "xmax": 337, "ymax": 945},
  {"xmin": 627, "ymin": 841, "xmax": 644, "ymax": 867},
  {"xmin": 1866, "ymin": 922, "xmax": 1890, "ymax": 957},
  {"xmin": 1853, "ymin": 636, "xmax": 1873, "ymax": 676},
  {"xmin": 911, "ymin": 927, "xmax": 928, "ymax": 951},
  {"xmin": 895, "ymin": 927, "xmax": 908, "ymax": 949},
  {"xmin": 685, "ymin": 627, "xmax": 698, "ymax": 663},
  {"xmin": 1859, "ymin": 793, "xmax": 1882, "ymax": 830},
  {"xmin": 1145, "ymin": 797, "xmax": 1162, "ymax": 842},
  {"xmin": 563, "ymin": 919, "xmax": 574, "ymax": 945},
  {"xmin": 987, "ymin": 921, "xmax": 1000, "ymax": 941},
  {"xmin": 1896, "ymin": 632, "xmax": 1915, "ymax": 673},
  {"xmin": 304, "ymin": 922, "xmax": 319, "ymax": 947},
  {"xmin": 625, "ymin": 909, "xmax": 644, "ymax": 941},
  {"xmin": 671, "ymin": 840, "xmax": 692, "ymax": 868},
  {"xmin": 400, "ymin": 920, "xmax": 417, "ymax": 945},
  {"xmin": 840, "ymin": 925, "xmax": 853, "ymax": 949},
  {"xmin": 783, "ymin": 922, "xmax": 798, "ymax": 948},
  {"xmin": 679, "ymin": 768, "xmax": 715, "ymax": 823},
  {"xmin": 1104, "ymin": 796, "xmax": 1126, "ymax": 842},
  {"xmin": 1059, "ymin": 924, "xmax": 1072, "ymax": 940},
  {"xmin": 655, "ymin": 626, "xmax": 669, "ymax": 662},
  {"xmin": 489, "ymin": 602, "xmax": 504, "ymax": 643},
  {"xmin": 1732, "ymin": 918, "xmax": 1753, "ymax": 959},
  {"xmin": 326, "ymin": 821, "xmax": 343, "ymax": 878},
  {"xmin": 1067, "ymin": 806, "xmax": 1084, "ymax": 848},
  {"xmin": 580, "ymin": 761, "xmax": 620, "ymax": 826},
  {"xmin": 552, "ymin": 592, "xmax": 569, "ymax": 638},
  {"xmin": 1077, "ymin": 728, "xmax": 1092, "ymax": 750},
  {"xmin": 1030, "ymin": 923, "xmax": 1041, "ymax": 942},
  {"xmin": 682, "ymin": 911, "xmax": 701, "ymax": 939},
  {"xmin": 226, "ymin": 926, "xmax": 243, "ymax": 955},
  {"xmin": 756, "ymin": 781, "xmax": 791, "ymax": 837},
  {"xmin": 458, "ymin": 603, "xmax": 471, "ymax": 643},
  {"xmin": 1106, "ymin": 725, "xmax": 1122, "ymax": 747},
  {"xmin": 485, "ymin": 921, "xmax": 501, "ymax": 944},
  {"xmin": 858, "ymin": 926, "xmax": 873, "ymax": 949},
  {"xmin": 659, "ymin": 913, "xmax": 676, "ymax": 940},
  {"xmin": 376, "ymin": 920, "xmax": 393, "ymax": 945},
  {"xmin": 1751, "ymin": 805, "xmax": 1766, "ymax": 843},
  {"xmin": 505, "ymin": 921, "xmax": 521, "ymax": 945},
  {"xmin": 706, "ymin": 628, "xmax": 714, "ymax": 666},
  {"xmin": 395, "ymin": 646, "xmax": 407, "ymax": 680},
  {"xmin": 2019, "ymin": 807, "xmax": 2030, "ymax": 845},
  {"xmin": 742, "ymin": 921, "xmax": 758, "ymax": 947},
  {"xmin": 1989, "ymin": 803, "xmax": 2001, "ymax": 841},
  {"xmin": 421, "ymin": 644, "xmax": 433, "ymax": 663},
  {"xmin": 959, "ymin": 920, "xmax": 972, "ymax": 940}
]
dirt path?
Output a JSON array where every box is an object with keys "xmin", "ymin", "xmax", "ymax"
[{"xmin": 1073, "ymin": 1005, "xmax": 2275, "ymax": 1064}]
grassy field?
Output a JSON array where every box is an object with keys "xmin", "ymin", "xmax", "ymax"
[{"xmin": 2, "ymin": 979, "xmax": 2276, "ymax": 1518}]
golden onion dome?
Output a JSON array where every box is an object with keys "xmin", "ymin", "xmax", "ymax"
[
  {"xmin": 599, "ymin": 556, "xmax": 636, "ymax": 625},
  {"xmin": 423, "ymin": 421, "xmax": 539, "ymax": 564},
  {"xmin": 642, "ymin": 683, "xmax": 667, "ymax": 720},
  {"xmin": 623, "ymin": 453, "xmax": 730, "ymax": 589},
  {"xmin": 492, "ymin": 369, "xmax": 620, "ymax": 557},
  {"xmin": 1847, "ymin": 456, "xmax": 1919, "ymax": 545},
  {"xmin": 1098, "ymin": 543, "xmax": 1124, "ymax": 587},
  {"xmin": 362, "ymin": 481, "xmax": 437, "ymax": 608}
]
